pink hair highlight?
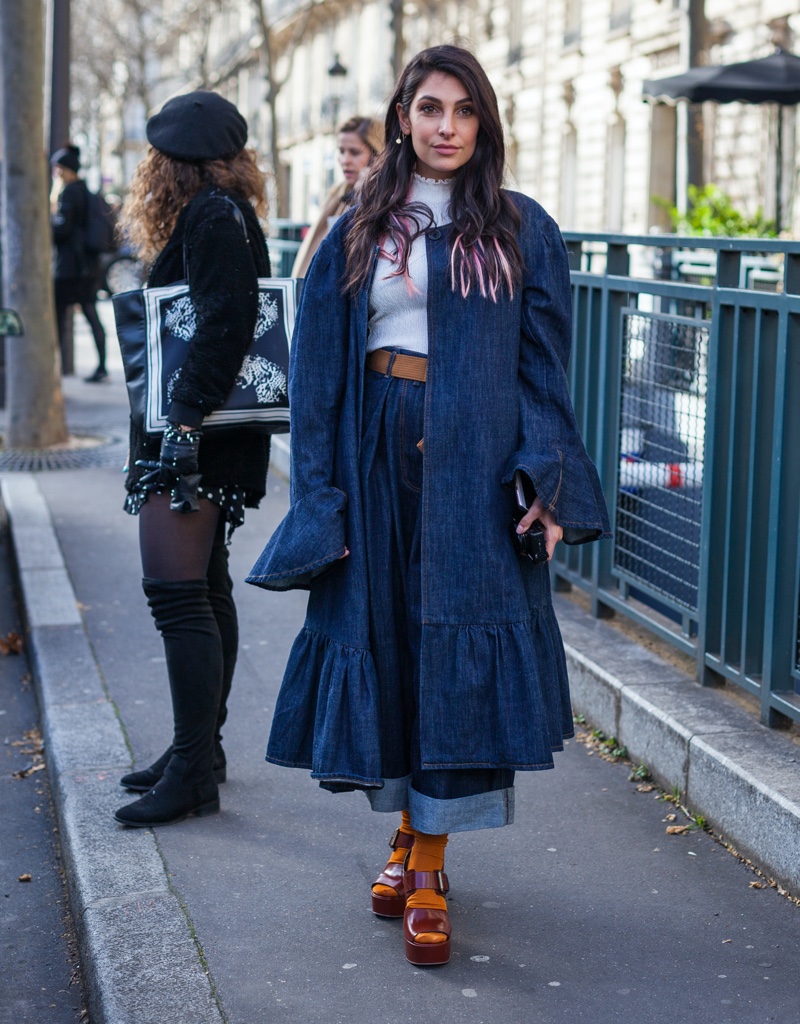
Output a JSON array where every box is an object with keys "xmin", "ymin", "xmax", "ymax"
[
  {"xmin": 380, "ymin": 213, "xmax": 420, "ymax": 296},
  {"xmin": 449, "ymin": 233, "xmax": 514, "ymax": 301},
  {"xmin": 380, "ymin": 195, "xmax": 517, "ymax": 303}
]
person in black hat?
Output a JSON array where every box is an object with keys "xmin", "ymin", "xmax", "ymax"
[
  {"xmin": 50, "ymin": 144, "xmax": 109, "ymax": 382},
  {"xmin": 113, "ymin": 92, "xmax": 273, "ymax": 828}
]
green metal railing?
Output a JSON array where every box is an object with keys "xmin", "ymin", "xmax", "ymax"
[
  {"xmin": 268, "ymin": 220, "xmax": 308, "ymax": 278},
  {"xmin": 558, "ymin": 232, "xmax": 800, "ymax": 727}
]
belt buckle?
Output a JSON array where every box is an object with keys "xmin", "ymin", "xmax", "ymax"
[{"xmin": 388, "ymin": 827, "xmax": 401, "ymax": 848}]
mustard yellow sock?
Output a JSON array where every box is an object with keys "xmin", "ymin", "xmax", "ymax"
[
  {"xmin": 372, "ymin": 810, "xmax": 414, "ymax": 899},
  {"xmin": 405, "ymin": 831, "xmax": 449, "ymax": 944}
]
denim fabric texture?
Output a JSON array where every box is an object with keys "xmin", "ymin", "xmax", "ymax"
[
  {"xmin": 356, "ymin": 367, "xmax": 514, "ymax": 832},
  {"xmin": 246, "ymin": 192, "xmax": 611, "ymax": 787}
]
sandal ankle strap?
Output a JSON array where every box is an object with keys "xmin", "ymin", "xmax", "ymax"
[
  {"xmin": 389, "ymin": 827, "xmax": 415, "ymax": 851},
  {"xmin": 403, "ymin": 868, "xmax": 449, "ymax": 896}
]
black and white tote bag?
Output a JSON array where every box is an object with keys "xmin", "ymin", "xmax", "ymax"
[{"xmin": 113, "ymin": 276, "xmax": 296, "ymax": 435}]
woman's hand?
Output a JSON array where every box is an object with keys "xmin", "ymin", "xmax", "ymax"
[
  {"xmin": 516, "ymin": 498, "xmax": 563, "ymax": 561},
  {"xmin": 136, "ymin": 424, "xmax": 202, "ymax": 513}
]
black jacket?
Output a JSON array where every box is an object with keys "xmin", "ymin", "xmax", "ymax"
[
  {"xmin": 52, "ymin": 179, "xmax": 99, "ymax": 281},
  {"xmin": 125, "ymin": 186, "xmax": 272, "ymax": 503}
]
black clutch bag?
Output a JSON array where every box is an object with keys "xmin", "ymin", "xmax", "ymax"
[{"xmin": 511, "ymin": 470, "xmax": 548, "ymax": 565}]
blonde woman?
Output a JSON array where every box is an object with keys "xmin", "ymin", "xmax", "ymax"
[{"xmin": 292, "ymin": 115, "xmax": 383, "ymax": 278}]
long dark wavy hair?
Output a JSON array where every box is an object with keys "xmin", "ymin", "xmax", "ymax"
[{"xmin": 344, "ymin": 45, "xmax": 522, "ymax": 301}]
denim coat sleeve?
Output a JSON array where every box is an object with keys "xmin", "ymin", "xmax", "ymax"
[
  {"xmin": 247, "ymin": 233, "xmax": 351, "ymax": 590},
  {"xmin": 503, "ymin": 201, "xmax": 611, "ymax": 543}
]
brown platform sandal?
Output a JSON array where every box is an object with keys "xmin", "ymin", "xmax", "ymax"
[
  {"xmin": 403, "ymin": 868, "xmax": 451, "ymax": 965},
  {"xmin": 371, "ymin": 827, "xmax": 415, "ymax": 917}
]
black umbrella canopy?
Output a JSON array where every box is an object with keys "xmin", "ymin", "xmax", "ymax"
[{"xmin": 643, "ymin": 48, "xmax": 800, "ymax": 105}]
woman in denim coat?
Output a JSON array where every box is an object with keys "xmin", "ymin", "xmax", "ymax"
[{"xmin": 248, "ymin": 45, "xmax": 610, "ymax": 966}]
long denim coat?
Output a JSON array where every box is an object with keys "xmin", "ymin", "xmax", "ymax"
[{"xmin": 247, "ymin": 193, "xmax": 611, "ymax": 789}]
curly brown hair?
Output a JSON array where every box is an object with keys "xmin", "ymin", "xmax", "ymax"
[{"xmin": 119, "ymin": 147, "xmax": 269, "ymax": 263}]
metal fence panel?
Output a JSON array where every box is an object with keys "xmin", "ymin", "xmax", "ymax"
[{"xmin": 559, "ymin": 233, "xmax": 800, "ymax": 727}]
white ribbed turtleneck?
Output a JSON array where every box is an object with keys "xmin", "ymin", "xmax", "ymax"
[{"xmin": 366, "ymin": 174, "xmax": 453, "ymax": 356}]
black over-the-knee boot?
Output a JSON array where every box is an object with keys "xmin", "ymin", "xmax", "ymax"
[
  {"xmin": 120, "ymin": 552, "xmax": 233, "ymax": 792},
  {"xmin": 114, "ymin": 578, "xmax": 222, "ymax": 827},
  {"xmin": 206, "ymin": 538, "xmax": 237, "ymax": 760}
]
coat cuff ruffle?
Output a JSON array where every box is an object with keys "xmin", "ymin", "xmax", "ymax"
[
  {"xmin": 245, "ymin": 486, "xmax": 348, "ymax": 591},
  {"xmin": 265, "ymin": 627, "xmax": 384, "ymax": 786},
  {"xmin": 503, "ymin": 445, "xmax": 611, "ymax": 545}
]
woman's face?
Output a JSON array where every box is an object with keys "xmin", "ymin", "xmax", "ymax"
[
  {"xmin": 337, "ymin": 131, "xmax": 373, "ymax": 185},
  {"xmin": 53, "ymin": 165, "xmax": 78, "ymax": 184},
  {"xmin": 396, "ymin": 71, "xmax": 479, "ymax": 180}
]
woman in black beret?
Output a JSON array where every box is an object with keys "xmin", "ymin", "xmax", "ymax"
[{"xmin": 113, "ymin": 91, "xmax": 272, "ymax": 827}]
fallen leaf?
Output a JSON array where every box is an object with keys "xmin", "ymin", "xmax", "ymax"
[
  {"xmin": 665, "ymin": 825, "xmax": 690, "ymax": 835},
  {"xmin": 749, "ymin": 881, "xmax": 766, "ymax": 889},
  {"xmin": 18, "ymin": 873, "xmax": 31, "ymax": 882},
  {"xmin": 636, "ymin": 783, "xmax": 654, "ymax": 793},
  {"xmin": 722, "ymin": 939, "xmax": 732, "ymax": 943},
  {"xmin": 12, "ymin": 762, "xmax": 46, "ymax": 780},
  {"xmin": 663, "ymin": 813, "xmax": 677, "ymax": 822},
  {"xmin": 0, "ymin": 631, "xmax": 23, "ymax": 655}
]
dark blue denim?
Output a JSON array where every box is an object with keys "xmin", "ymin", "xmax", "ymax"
[
  {"xmin": 360, "ymin": 362, "xmax": 514, "ymax": 831},
  {"xmin": 247, "ymin": 191, "xmax": 610, "ymax": 793}
]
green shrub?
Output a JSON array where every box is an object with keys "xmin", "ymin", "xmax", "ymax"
[{"xmin": 655, "ymin": 184, "xmax": 776, "ymax": 237}]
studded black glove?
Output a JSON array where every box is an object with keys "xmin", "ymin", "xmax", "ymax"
[{"xmin": 136, "ymin": 424, "xmax": 202, "ymax": 513}]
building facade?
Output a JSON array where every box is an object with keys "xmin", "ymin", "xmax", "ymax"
[{"xmin": 79, "ymin": 0, "xmax": 800, "ymax": 236}]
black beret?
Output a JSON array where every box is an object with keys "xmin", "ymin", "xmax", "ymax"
[
  {"xmin": 146, "ymin": 91, "xmax": 248, "ymax": 162},
  {"xmin": 51, "ymin": 145, "xmax": 80, "ymax": 172}
]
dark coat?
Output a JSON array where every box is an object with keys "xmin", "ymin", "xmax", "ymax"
[
  {"xmin": 247, "ymin": 193, "xmax": 611, "ymax": 787},
  {"xmin": 52, "ymin": 180, "xmax": 100, "ymax": 303},
  {"xmin": 125, "ymin": 186, "xmax": 272, "ymax": 502}
]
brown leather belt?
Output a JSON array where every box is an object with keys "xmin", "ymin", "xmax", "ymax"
[{"xmin": 368, "ymin": 348, "xmax": 427, "ymax": 382}]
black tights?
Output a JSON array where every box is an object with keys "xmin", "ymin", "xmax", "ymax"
[
  {"xmin": 56, "ymin": 299, "xmax": 106, "ymax": 372},
  {"xmin": 139, "ymin": 494, "xmax": 238, "ymax": 778},
  {"xmin": 139, "ymin": 491, "xmax": 222, "ymax": 580}
]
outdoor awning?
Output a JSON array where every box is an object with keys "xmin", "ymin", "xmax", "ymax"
[{"xmin": 643, "ymin": 48, "xmax": 800, "ymax": 105}]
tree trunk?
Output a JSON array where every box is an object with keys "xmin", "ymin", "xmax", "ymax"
[
  {"xmin": 390, "ymin": 0, "xmax": 404, "ymax": 82},
  {"xmin": 0, "ymin": 0, "xmax": 68, "ymax": 447},
  {"xmin": 267, "ymin": 64, "xmax": 289, "ymax": 218}
]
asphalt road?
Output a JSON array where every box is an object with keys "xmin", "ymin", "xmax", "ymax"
[{"xmin": 0, "ymin": 506, "xmax": 86, "ymax": 1023}]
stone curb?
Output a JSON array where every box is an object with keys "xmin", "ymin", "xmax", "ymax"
[
  {"xmin": 1, "ymin": 474, "xmax": 224, "ymax": 1024},
  {"xmin": 555, "ymin": 594, "xmax": 800, "ymax": 894}
]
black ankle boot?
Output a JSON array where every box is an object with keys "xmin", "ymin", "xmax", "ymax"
[
  {"xmin": 114, "ymin": 754, "xmax": 219, "ymax": 827},
  {"xmin": 120, "ymin": 742, "xmax": 227, "ymax": 791}
]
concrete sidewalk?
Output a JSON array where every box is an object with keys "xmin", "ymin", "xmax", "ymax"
[{"xmin": 2, "ymin": 304, "xmax": 800, "ymax": 1023}]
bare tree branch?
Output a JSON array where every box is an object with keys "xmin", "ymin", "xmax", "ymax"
[{"xmin": 251, "ymin": 0, "xmax": 315, "ymax": 215}]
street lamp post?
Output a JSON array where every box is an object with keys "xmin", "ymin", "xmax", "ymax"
[
  {"xmin": 327, "ymin": 54, "xmax": 348, "ymax": 132},
  {"xmin": 49, "ymin": 0, "xmax": 71, "ymax": 156},
  {"xmin": 49, "ymin": 0, "xmax": 74, "ymax": 374}
]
